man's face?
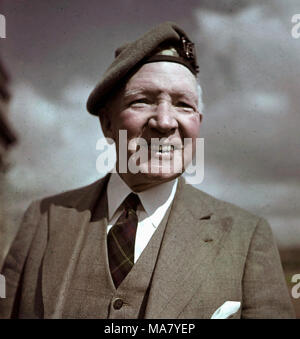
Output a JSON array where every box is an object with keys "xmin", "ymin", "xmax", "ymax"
[{"xmin": 102, "ymin": 61, "xmax": 202, "ymax": 192}]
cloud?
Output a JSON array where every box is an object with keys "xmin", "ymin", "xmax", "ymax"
[
  {"xmin": 6, "ymin": 79, "xmax": 105, "ymax": 204},
  {"xmin": 193, "ymin": 2, "xmax": 300, "ymax": 247}
]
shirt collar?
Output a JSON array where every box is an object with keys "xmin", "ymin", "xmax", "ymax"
[{"xmin": 107, "ymin": 172, "xmax": 178, "ymax": 228}]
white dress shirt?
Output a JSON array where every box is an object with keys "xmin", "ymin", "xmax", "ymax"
[{"xmin": 106, "ymin": 173, "xmax": 178, "ymax": 263}]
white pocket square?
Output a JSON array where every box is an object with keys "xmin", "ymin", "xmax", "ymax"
[{"xmin": 211, "ymin": 301, "xmax": 241, "ymax": 319}]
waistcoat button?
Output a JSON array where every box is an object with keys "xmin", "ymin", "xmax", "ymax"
[{"xmin": 113, "ymin": 298, "xmax": 124, "ymax": 310}]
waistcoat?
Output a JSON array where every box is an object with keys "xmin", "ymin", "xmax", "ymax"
[{"xmin": 60, "ymin": 192, "xmax": 171, "ymax": 318}]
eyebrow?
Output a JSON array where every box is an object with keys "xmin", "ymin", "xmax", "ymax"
[
  {"xmin": 123, "ymin": 87, "xmax": 198, "ymax": 102},
  {"xmin": 123, "ymin": 88, "xmax": 147, "ymax": 98}
]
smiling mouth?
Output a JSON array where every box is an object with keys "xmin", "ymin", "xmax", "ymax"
[{"xmin": 131, "ymin": 138, "xmax": 183, "ymax": 155}]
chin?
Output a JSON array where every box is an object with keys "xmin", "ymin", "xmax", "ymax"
[
  {"xmin": 147, "ymin": 171, "xmax": 180, "ymax": 181},
  {"xmin": 126, "ymin": 170, "xmax": 180, "ymax": 192},
  {"xmin": 141, "ymin": 165, "xmax": 181, "ymax": 183}
]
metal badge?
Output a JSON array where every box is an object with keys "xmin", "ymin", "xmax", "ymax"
[
  {"xmin": 181, "ymin": 36, "xmax": 195, "ymax": 59},
  {"xmin": 180, "ymin": 36, "xmax": 199, "ymax": 73}
]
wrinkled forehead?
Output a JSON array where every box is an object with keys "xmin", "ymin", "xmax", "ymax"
[{"xmin": 122, "ymin": 62, "xmax": 198, "ymax": 98}]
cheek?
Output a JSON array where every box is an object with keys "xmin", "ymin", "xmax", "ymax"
[
  {"xmin": 182, "ymin": 114, "xmax": 201, "ymax": 139},
  {"xmin": 119, "ymin": 111, "xmax": 148, "ymax": 136}
]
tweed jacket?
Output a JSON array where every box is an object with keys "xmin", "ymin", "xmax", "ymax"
[{"xmin": 0, "ymin": 175, "xmax": 295, "ymax": 318}]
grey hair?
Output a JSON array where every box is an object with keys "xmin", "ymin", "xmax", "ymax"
[{"xmin": 196, "ymin": 82, "xmax": 204, "ymax": 113}]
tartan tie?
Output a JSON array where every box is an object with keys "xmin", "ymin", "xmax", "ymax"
[{"xmin": 107, "ymin": 193, "xmax": 140, "ymax": 288}]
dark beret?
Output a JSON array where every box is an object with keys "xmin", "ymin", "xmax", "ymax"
[{"xmin": 86, "ymin": 21, "xmax": 198, "ymax": 116}]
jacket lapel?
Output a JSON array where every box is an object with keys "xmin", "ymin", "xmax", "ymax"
[
  {"xmin": 42, "ymin": 175, "xmax": 110, "ymax": 318},
  {"xmin": 144, "ymin": 178, "xmax": 233, "ymax": 318}
]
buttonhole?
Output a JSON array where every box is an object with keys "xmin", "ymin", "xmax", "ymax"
[{"xmin": 199, "ymin": 215, "xmax": 212, "ymax": 220}]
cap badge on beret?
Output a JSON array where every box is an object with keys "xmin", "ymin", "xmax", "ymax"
[
  {"xmin": 144, "ymin": 35, "xmax": 199, "ymax": 75},
  {"xmin": 180, "ymin": 35, "xmax": 199, "ymax": 73},
  {"xmin": 181, "ymin": 36, "xmax": 197, "ymax": 63}
]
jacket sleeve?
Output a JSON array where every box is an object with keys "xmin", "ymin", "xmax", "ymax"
[
  {"xmin": 0, "ymin": 201, "xmax": 41, "ymax": 319},
  {"xmin": 241, "ymin": 217, "xmax": 296, "ymax": 318}
]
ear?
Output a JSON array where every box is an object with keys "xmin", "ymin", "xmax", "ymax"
[
  {"xmin": 99, "ymin": 109, "xmax": 114, "ymax": 142},
  {"xmin": 199, "ymin": 112, "xmax": 203, "ymax": 123}
]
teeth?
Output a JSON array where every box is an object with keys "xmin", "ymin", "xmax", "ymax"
[{"xmin": 150, "ymin": 145, "xmax": 174, "ymax": 153}]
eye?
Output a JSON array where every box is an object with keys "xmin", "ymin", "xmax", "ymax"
[
  {"xmin": 129, "ymin": 98, "xmax": 150, "ymax": 106},
  {"xmin": 176, "ymin": 101, "xmax": 195, "ymax": 112}
]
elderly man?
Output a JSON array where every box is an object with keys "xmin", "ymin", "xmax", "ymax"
[{"xmin": 0, "ymin": 22, "xmax": 295, "ymax": 319}]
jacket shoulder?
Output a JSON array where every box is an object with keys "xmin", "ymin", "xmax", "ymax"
[
  {"xmin": 39, "ymin": 175, "xmax": 110, "ymax": 214},
  {"xmin": 183, "ymin": 181, "xmax": 261, "ymax": 224}
]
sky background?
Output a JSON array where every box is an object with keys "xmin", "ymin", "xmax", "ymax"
[{"xmin": 0, "ymin": 0, "xmax": 299, "ymax": 249}]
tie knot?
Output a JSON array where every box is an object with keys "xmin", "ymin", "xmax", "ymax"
[{"xmin": 124, "ymin": 193, "xmax": 140, "ymax": 212}]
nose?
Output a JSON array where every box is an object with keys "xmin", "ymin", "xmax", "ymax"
[{"xmin": 148, "ymin": 101, "xmax": 178, "ymax": 133}]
